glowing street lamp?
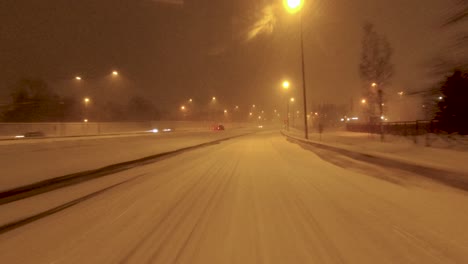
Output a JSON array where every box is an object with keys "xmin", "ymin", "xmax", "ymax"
[
  {"xmin": 180, "ymin": 105, "xmax": 186, "ymax": 111},
  {"xmin": 224, "ymin": 109, "xmax": 228, "ymax": 114},
  {"xmin": 284, "ymin": 0, "xmax": 304, "ymax": 14},
  {"xmin": 282, "ymin": 80, "xmax": 290, "ymax": 90},
  {"xmin": 112, "ymin": 71, "xmax": 119, "ymax": 76},
  {"xmin": 212, "ymin": 97, "xmax": 216, "ymax": 101},
  {"xmin": 361, "ymin": 99, "xmax": 367, "ymax": 104},
  {"xmin": 84, "ymin": 97, "xmax": 90, "ymax": 104},
  {"xmin": 189, "ymin": 98, "xmax": 193, "ymax": 102},
  {"xmin": 75, "ymin": 76, "xmax": 82, "ymax": 81}
]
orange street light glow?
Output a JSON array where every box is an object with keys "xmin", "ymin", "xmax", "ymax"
[{"xmin": 284, "ymin": 0, "xmax": 303, "ymax": 14}]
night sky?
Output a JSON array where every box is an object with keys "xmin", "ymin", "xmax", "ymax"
[{"xmin": 0, "ymin": 0, "xmax": 454, "ymax": 112}]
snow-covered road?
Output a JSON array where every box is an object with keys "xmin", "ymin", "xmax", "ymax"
[{"xmin": 1, "ymin": 131, "xmax": 468, "ymax": 263}]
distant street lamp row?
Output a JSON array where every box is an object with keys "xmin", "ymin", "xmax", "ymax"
[
  {"xmin": 75, "ymin": 72, "xmax": 119, "ymax": 122},
  {"xmin": 75, "ymin": 70, "xmax": 119, "ymax": 81}
]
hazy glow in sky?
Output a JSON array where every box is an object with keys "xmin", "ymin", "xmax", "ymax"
[
  {"xmin": 0, "ymin": 0, "xmax": 458, "ymax": 116},
  {"xmin": 246, "ymin": 5, "xmax": 277, "ymax": 41}
]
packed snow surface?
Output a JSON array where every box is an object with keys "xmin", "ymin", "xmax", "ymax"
[{"xmin": 1, "ymin": 131, "xmax": 468, "ymax": 263}]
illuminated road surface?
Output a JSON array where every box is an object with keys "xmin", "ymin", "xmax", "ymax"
[{"xmin": 1, "ymin": 131, "xmax": 468, "ymax": 263}]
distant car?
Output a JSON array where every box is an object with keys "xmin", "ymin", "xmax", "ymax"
[
  {"xmin": 24, "ymin": 131, "xmax": 45, "ymax": 138},
  {"xmin": 213, "ymin": 125, "xmax": 225, "ymax": 131}
]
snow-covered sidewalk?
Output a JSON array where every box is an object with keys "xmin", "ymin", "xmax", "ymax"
[{"xmin": 284, "ymin": 129, "xmax": 468, "ymax": 176}]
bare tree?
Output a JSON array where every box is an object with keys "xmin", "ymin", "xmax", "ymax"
[
  {"xmin": 359, "ymin": 22, "xmax": 395, "ymax": 123},
  {"xmin": 445, "ymin": 0, "xmax": 468, "ymax": 70},
  {"xmin": 446, "ymin": 0, "xmax": 468, "ymax": 26}
]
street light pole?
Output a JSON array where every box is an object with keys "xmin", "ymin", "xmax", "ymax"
[
  {"xmin": 282, "ymin": 80, "xmax": 290, "ymax": 131},
  {"xmin": 378, "ymin": 88, "xmax": 384, "ymax": 142},
  {"xmin": 286, "ymin": 99, "xmax": 290, "ymax": 131},
  {"xmin": 300, "ymin": 12, "xmax": 309, "ymax": 139},
  {"xmin": 372, "ymin": 82, "xmax": 384, "ymax": 141},
  {"xmin": 285, "ymin": 0, "xmax": 308, "ymax": 139},
  {"xmin": 288, "ymin": 97, "xmax": 295, "ymax": 131},
  {"xmin": 83, "ymin": 97, "xmax": 90, "ymax": 121}
]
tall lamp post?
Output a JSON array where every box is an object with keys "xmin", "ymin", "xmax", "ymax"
[
  {"xmin": 180, "ymin": 105, "xmax": 187, "ymax": 120},
  {"xmin": 372, "ymin": 82, "xmax": 384, "ymax": 141},
  {"xmin": 288, "ymin": 97, "xmax": 295, "ymax": 131},
  {"xmin": 211, "ymin": 97, "xmax": 216, "ymax": 123},
  {"xmin": 285, "ymin": 0, "xmax": 308, "ymax": 139},
  {"xmin": 282, "ymin": 80, "xmax": 290, "ymax": 131},
  {"xmin": 83, "ymin": 97, "xmax": 90, "ymax": 122}
]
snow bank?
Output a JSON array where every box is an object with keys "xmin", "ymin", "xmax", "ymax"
[{"xmin": 285, "ymin": 129, "xmax": 468, "ymax": 175}]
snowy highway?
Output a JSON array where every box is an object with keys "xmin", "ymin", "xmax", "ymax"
[{"xmin": 1, "ymin": 131, "xmax": 468, "ymax": 263}]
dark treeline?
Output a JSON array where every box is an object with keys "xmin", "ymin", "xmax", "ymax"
[
  {"xmin": 0, "ymin": 78, "xmax": 160, "ymax": 122},
  {"xmin": 430, "ymin": 1, "xmax": 468, "ymax": 134},
  {"xmin": 435, "ymin": 70, "xmax": 468, "ymax": 134}
]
